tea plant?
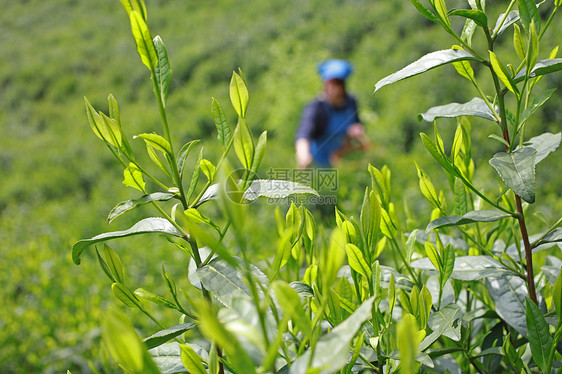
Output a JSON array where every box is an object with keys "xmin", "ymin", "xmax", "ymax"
[{"xmin": 72, "ymin": 0, "xmax": 562, "ymax": 373}]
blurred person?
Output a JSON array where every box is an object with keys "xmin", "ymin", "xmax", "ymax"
[{"xmin": 295, "ymin": 59, "xmax": 369, "ymax": 168}]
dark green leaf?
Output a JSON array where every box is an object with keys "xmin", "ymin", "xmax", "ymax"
[
  {"xmin": 448, "ymin": 9, "xmax": 487, "ymax": 28},
  {"xmin": 374, "ymin": 49, "xmax": 480, "ymax": 92},
  {"xmin": 541, "ymin": 228, "xmax": 562, "ymax": 245},
  {"xmin": 489, "ymin": 148, "xmax": 536, "ymax": 203},
  {"xmin": 519, "ymin": 91, "xmax": 557, "ymax": 131},
  {"xmin": 243, "ymin": 179, "xmax": 318, "ymax": 201},
  {"xmin": 410, "ymin": 0, "xmax": 440, "ymax": 23},
  {"xmin": 517, "ymin": 0, "xmax": 540, "ymax": 33},
  {"xmin": 493, "ymin": 10, "xmax": 519, "ymax": 36},
  {"xmin": 72, "ymin": 217, "xmax": 182, "ymax": 264},
  {"xmin": 519, "ymin": 132, "xmax": 561, "ymax": 165},
  {"xmin": 108, "ymin": 192, "xmax": 175, "ymax": 223},
  {"xmin": 289, "ymin": 281, "xmax": 314, "ymax": 298},
  {"xmin": 412, "ymin": 255, "xmax": 518, "ymax": 280},
  {"xmin": 211, "ymin": 98, "xmax": 231, "ymax": 149},
  {"xmin": 419, "ymin": 97, "xmax": 497, "ymax": 122},
  {"xmin": 525, "ymin": 297, "xmax": 552, "ymax": 372},
  {"xmin": 153, "ymin": 36, "xmax": 172, "ymax": 107},
  {"xmin": 427, "ymin": 210, "xmax": 512, "ymax": 231},
  {"xmin": 186, "ymin": 149, "xmax": 203, "ymax": 203},
  {"xmin": 426, "ymin": 304, "xmax": 462, "ymax": 344},
  {"xmin": 143, "ymin": 323, "xmax": 197, "ymax": 350},
  {"xmin": 290, "ymin": 297, "xmax": 375, "ymax": 374},
  {"xmin": 487, "ymin": 276, "xmax": 528, "ymax": 336},
  {"xmin": 515, "ymin": 59, "xmax": 562, "ymax": 82}
]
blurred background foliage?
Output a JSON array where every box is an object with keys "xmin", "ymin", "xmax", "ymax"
[{"xmin": 0, "ymin": 0, "xmax": 560, "ymax": 372}]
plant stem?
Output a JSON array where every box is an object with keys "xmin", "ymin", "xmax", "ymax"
[{"xmin": 515, "ymin": 196, "xmax": 537, "ymax": 304}]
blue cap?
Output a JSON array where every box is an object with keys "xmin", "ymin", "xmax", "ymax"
[{"xmin": 317, "ymin": 59, "xmax": 353, "ymax": 81}]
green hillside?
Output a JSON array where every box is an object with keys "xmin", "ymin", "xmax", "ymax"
[{"xmin": 1, "ymin": 0, "xmax": 560, "ymax": 372}]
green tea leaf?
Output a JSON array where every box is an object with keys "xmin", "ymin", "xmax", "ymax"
[
  {"xmin": 374, "ymin": 49, "xmax": 479, "ymax": 92},
  {"xmin": 518, "ymin": 131, "xmax": 560, "ymax": 165},
  {"xmin": 142, "ymin": 324, "xmax": 197, "ymax": 350},
  {"xmin": 108, "ymin": 192, "xmax": 175, "ymax": 223},
  {"xmin": 243, "ymin": 179, "xmax": 318, "ymax": 201},
  {"xmin": 427, "ymin": 303, "xmax": 462, "ymax": 342},
  {"xmin": 441, "ymin": 244, "xmax": 455, "ymax": 288},
  {"xmin": 123, "ymin": 163, "xmax": 146, "ymax": 192},
  {"xmin": 112, "ymin": 282, "xmax": 142, "ymax": 309},
  {"xmin": 233, "ymin": 118, "xmax": 254, "ymax": 169},
  {"xmin": 513, "ymin": 24, "xmax": 526, "ymax": 61},
  {"xmin": 120, "ymin": 0, "xmax": 147, "ymax": 21},
  {"xmin": 250, "ymin": 131, "xmax": 267, "ymax": 176},
  {"xmin": 180, "ymin": 343, "xmax": 207, "ymax": 374},
  {"xmin": 427, "ymin": 210, "xmax": 512, "ymax": 231},
  {"xmin": 102, "ymin": 306, "xmax": 146, "ymax": 373},
  {"xmin": 290, "ymin": 297, "xmax": 375, "ymax": 374},
  {"xmin": 177, "ymin": 140, "xmax": 200, "ymax": 179},
  {"xmin": 489, "ymin": 147, "xmax": 536, "ymax": 203},
  {"xmin": 134, "ymin": 133, "xmax": 172, "ymax": 155},
  {"xmin": 129, "ymin": 10, "xmax": 157, "ymax": 71},
  {"xmin": 229, "ymin": 71, "xmax": 249, "ymax": 118},
  {"xmin": 518, "ymin": 91, "xmax": 557, "ymax": 132},
  {"xmin": 153, "ymin": 36, "xmax": 172, "ymax": 107},
  {"xmin": 72, "ymin": 217, "xmax": 182, "ymax": 264},
  {"xmin": 449, "ymin": 9, "xmax": 487, "ymax": 28},
  {"xmin": 493, "ymin": 10, "xmax": 520, "ymax": 36},
  {"xmin": 412, "ymin": 255, "xmax": 519, "ymax": 280},
  {"xmin": 199, "ymin": 159, "xmax": 215, "ymax": 181},
  {"xmin": 345, "ymin": 243, "xmax": 372, "ymax": 278},
  {"xmin": 525, "ymin": 297, "xmax": 552, "ymax": 372},
  {"xmin": 186, "ymin": 148, "xmax": 203, "ymax": 203},
  {"xmin": 98, "ymin": 244, "xmax": 125, "ymax": 284},
  {"xmin": 419, "ymin": 97, "xmax": 497, "ymax": 122},
  {"xmin": 490, "ymin": 51, "xmax": 519, "ymax": 95},
  {"xmin": 397, "ymin": 313, "xmax": 419, "ymax": 374},
  {"xmin": 424, "ymin": 241, "xmax": 442, "ymax": 272},
  {"xmin": 527, "ymin": 20, "xmax": 539, "ymax": 71},
  {"xmin": 134, "ymin": 288, "xmax": 177, "ymax": 311},
  {"xmin": 515, "ymin": 58, "xmax": 562, "ymax": 82},
  {"xmin": 211, "ymin": 98, "xmax": 232, "ymax": 149},
  {"xmin": 272, "ymin": 280, "xmax": 312, "ymax": 336},
  {"xmin": 487, "ymin": 276, "xmax": 528, "ymax": 336},
  {"xmin": 420, "ymin": 133, "xmax": 457, "ymax": 176},
  {"xmin": 517, "ymin": 0, "xmax": 540, "ymax": 33},
  {"xmin": 410, "ymin": 0, "xmax": 439, "ymax": 23},
  {"xmin": 416, "ymin": 163, "xmax": 441, "ymax": 208}
]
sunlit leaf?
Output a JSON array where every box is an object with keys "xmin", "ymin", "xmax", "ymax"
[
  {"xmin": 489, "ymin": 147, "xmax": 536, "ymax": 203},
  {"xmin": 427, "ymin": 210, "xmax": 512, "ymax": 231},
  {"xmin": 412, "ymin": 255, "xmax": 519, "ymax": 280},
  {"xmin": 153, "ymin": 36, "xmax": 172, "ymax": 106},
  {"xmin": 487, "ymin": 276, "xmax": 528, "ymax": 336},
  {"xmin": 143, "ymin": 323, "xmax": 197, "ymax": 350},
  {"xmin": 129, "ymin": 10, "xmax": 157, "ymax": 71},
  {"xmin": 420, "ymin": 97, "xmax": 496, "ymax": 122},
  {"xmin": 108, "ymin": 192, "xmax": 175, "ymax": 223}
]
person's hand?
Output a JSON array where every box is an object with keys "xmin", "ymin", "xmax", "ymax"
[
  {"xmin": 295, "ymin": 138, "xmax": 313, "ymax": 168},
  {"xmin": 347, "ymin": 123, "xmax": 365, "ymax": 139}
]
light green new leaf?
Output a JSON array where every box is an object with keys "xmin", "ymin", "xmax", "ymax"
[
  {"xmin": 527, "ymin": 20, "xmax": 539, "ymax": 71},
  {"xmin": 433, "ymin": 0, "xmax": 450, "ymax": 27},
  {"xmin": 441, "ymin": 245, "xmax": 455, "ymax": 288},
  {"xmin": 490, "ymin": 51, "xmax": 519, "ymax": 95},
  {"xmin": 416, "ymin": 163, "xmax": 441, "ymax": 208},
  {"xmin": 517, "ymin": 0, "xmax": 540, "ymax": 33},
  {"xmin": 123, "ymin": 163, "xmax": 146, "ymax": 192},
  {"xmin": 129, "ymin": 10, "xmax": 157, "ymax": 71},
  {"xmin": 419, "ymin": 97, "xmax": 497, "ymax": 122},
  {"xmin": 489, "ymin": 147, "xmax": 536, "ymax": 203},
  {"xmin": 272, "ymin": 280, "xmax": 312, "ymax": 336},
  {"xmin": 112, "ymin": 282, "xmax": 142, "ymax": 309},
  {"xmin": 427, "ymin": 210, "xmax": 512, "ymax": 231},
  {"xmin": 420, "ymin": 133, "xmax": 457, "ymax": 177},
  {"xmin": 525, "ymin": 297, "xmax": 552, "ymax": 372},
  {"xmin": 375, "ymin": 49, "xmax": 479, "ymax": 92},
  {"xmin": 108, "ymin": 192, "xmax": 175, "ymax": 223},
  {"xmin": 142, "ymin": 324, "xmax": 197, "ymax": 350},
  {"xmin": 134, "ymin": 288, "xmax": 177, "ymax": 311},
  {"xmin": 180, "ymin": 344, "xmax": 206, "ymax": 374},
  {"xmin": 250, "ymin": 131, "xmax": 267, "ymax": 177},
  {"xmin": 199, "ymin": 159, "xmax": 215, "ymax": 181},
  {"xmin": 345, "ymin": 243, "xmax": 372, "ymax": 278},
  {"xmin": 102, "ymin": 306, "xmax": 146, "ymax": 373},
  {"xmin": 398, "ymin": 314, "xmax": 419, "ymax": 374},
  {"xmin": 72, "ymin": 217, "xmax": 182, "ymax": 264},
  {"xmin": 134, "ymin": 133, "xmax": 172, "ymax": 155},
  {"xmin": 230, "ymin": 71, "xmax": 249, "ymax": 118},
  {"xmin": 153, "ymin": 36, "xmax": 172, "ymax": 106},
  {"xmin": 211, "ymin": 98, "xmax": 231, "ymax": 149},
  {"xmin": 97, "ymin": 244, "xmax": 125, "ymax": 284},
  {"xmin": 425, "ymin": 241, "xmax": 442, "ymax": 272},
  {"xmin": 513, "ymin": 24, "xmax": 526, "ymax": 61},
  {"xmin": 120, "ymin": 0, "xmax": 147, "ymax": 21},
  {"xmin": 233, "ymin": 119, "xmax": 254, "ymax": 169}
]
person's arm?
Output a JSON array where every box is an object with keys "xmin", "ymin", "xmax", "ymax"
[{"xmin": 295, "ymin": 138, "xmax": 313, "ymax": 169}]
